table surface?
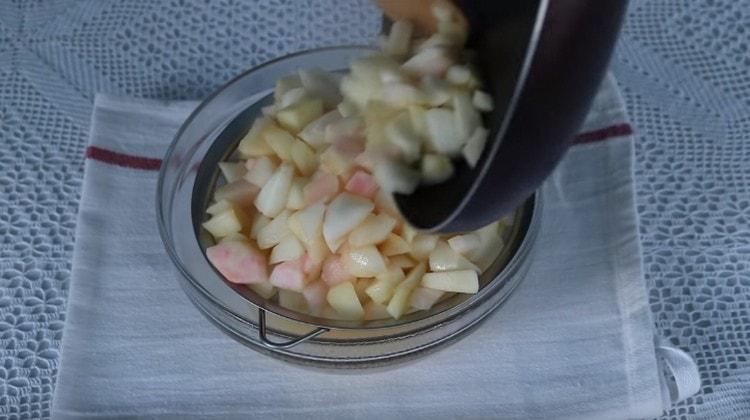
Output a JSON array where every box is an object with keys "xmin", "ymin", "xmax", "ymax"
[{"xmin": 1, "ymin": 1, "xmax": 748, "ymax": 419}]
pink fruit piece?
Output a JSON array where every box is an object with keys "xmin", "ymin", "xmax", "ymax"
[
  {"xmin": 321, "ymin": 255, "xmax": 353, "ymax": 287},
  {"xmin": 244, "ymin": 158, "xmax": 257, "ymax": 171},
  {"xmin": 302, "ymin": 281, "xmax": 328, "ymax": 315},
  {"xmin": 333, "ymin": 136, "xmax": 365, "ymax": 159},
  {"xmin": 269, "ymin": 257, "xmax": 308, "ymax": 292},
  {"xmin": 303, "ymin": 169, "xmax": 340, "ymax": 205},
  {"xmin": 301, "ymin": 253, "xmax": 322, "ymax": 280},
  {"xmin": 206, "ymin": 241, "xmax": 268, "ymax": 285},
  {"xmin": 345, "ymin": 170, "xmax": 380, "ymax": 199}
]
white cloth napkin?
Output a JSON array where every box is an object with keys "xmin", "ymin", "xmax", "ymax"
[{"xmin": 52, "ymin": 76, "xmax": 699, "ymax": 419}]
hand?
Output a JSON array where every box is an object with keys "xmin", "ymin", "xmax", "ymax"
[{"xmin": 374, "ymin": 0, "xmax": 466, "ymax": 35}]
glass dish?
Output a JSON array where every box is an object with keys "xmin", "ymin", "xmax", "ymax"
[{"xmin": 157, "ymin": 46, "xmax": 543, "ymax": 367}]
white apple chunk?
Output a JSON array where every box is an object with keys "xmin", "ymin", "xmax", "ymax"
[
  {"xmin": 381, "ymin": 83, "xmax": 426, "ymax": 107},
  {"xmin": 263, "ymin": 125, "xmax": 296, "ymax": 161},
  {"xmin": 321, "ymin": 254, "xmax": 353, "ymax": 287},
  {"xmin": 462, "ymin": 126, "xmax": 488, "ymax": 168},
  {"xmin": 425, "ymin": 108, "xmax": 464, "ymax": 155},
  {"xmin": 373, "ymin": 160, "xmax": 420, "ymax": 195},
  {"xmin": 319, "ymin": 146, "xmax": 355, "ymax": 176},
  {"xmin": 473, "ymin": 90, "xmax": 494, "ymax": 112},
  {"xmin": 429, "ymin": 241, "xmax": 480, "ymax": 273},
  {"xmin": 421, "ymin": 270, "xmax": 479, "ymax": 294},
  {"xmin": 248, "ymin": 281, "xmax": 277, "ymax": 299},
  {"xmin": 299, "ymin": 110, "xmax": 342, "ymax": 148},
  {"xmin": 337, "ymin": 101, "xmax": 358, "ymax": 118},
  {"xmin": 278, "ymin": 87, "xmax": 308, "ymax": 109},
  {"xmin": 382, "ymin": 20, "xmax": 413, "ymax": 57},
  {"xmin": 402, "ymin": 47, "xmax": 454, "ymax": 78},
  {"xmin": 276, "ymin": 98, "xmax": 324, "ymax": 134},
  {"xmin": 446, "ymin": 65, "xmax": 473, "ymax": 86},
  {"xmin": 299, "ymin": 68, "xmax": 342, "ymax": 108},
  {"xmin": 218, "ymin": 161, "xmax": 247, "ymax": 183},
  {"xmin": 447, "ymin": 233, "xmax": 481, "ymax": 255},
  {"xmin": 303, "ymin": 169, "xmax": 340, "ymax": 205},
  {"xmin": 302, "ymin": 281, "xmax": 328, "ymax": 316},
  {"xmin": 381, "ymin": 232, "xmax": 410, "ymax": 256},
  {"xmin": 374, "ymin": 189, "xmax": 400, "ymax": 218},
  {"xmin": 420, "ymin": 154, "xmax": 454, "ymax": 185},
  {"xmin": 390, "ymin": 254, "xmax": 417, "ymax": 269},
  {"xmin": 244, "ymin": 156, "xmax": 276, "ymax": 188},
  {"xmin": 408, "ymin": 105, "xmax": 429, "ymax": 138},
  {"xmin": 206, "ymin": 199, "xmax": 231, "ymax": 216},
  {"xmin": 256, "ymin": 210, "xmax": 291, "ymax": 249},
  {"xmin": 409, "ymin": 234, "xmax": 439, "ymax": 260},
  {"xmin": 269, "ymin": 257, "xmax": 308, "ymax": 292},
  {"xmin": 326, "ymin": 281, "xmax": 364, "ymax": 320},
  {"xmin": 384, "ymin": 113, "xmax": 422, "ymax": 164},
  {"xmin": 254, "ymin": 163, "xmax": 294, "ymax": 217},
  {"xmin": 409, "ymin": 287, "xmax": 445, "ymax": 310},
  {"xmin": 286, "ymin": 178, "xmax": 306, "ymax": 210},
  {"xmin": 420, "ymin": 76, "xmax": 453, "ymax": 107},
  {"xmin": 365, "ymin": 266, "xmax": 404, "ymax": 304},
  {"xmin": 278, "ymin": 289, "xmax": 308, "ymax": 312},
  {"xmin": 364, "ymin": 301, "xmax": 391, "ymax": 320},
  {"xmin": 468, "ymin": 221, "xmax": 504, "ymax": 271},
  {"xmin": 287, "ymin": 202, "xmax": 325, "ymax": 246},
  {"xmin": 349, "ymin": 214, "xmax": 397, "ymax": 247},
  {"xmin": 343, "ymin": 245, "xmax": 387, "ymax": 277},
  {"xmin": 270, "ymin": 235, "xmax": 305, "ymax": 264},
  {"xmin": 453, "ymin": 92, "xmax": 481, "ymax": 140},
  {"xmin": 202, "ymin": 207, "xmax": 250, "ymax": 239},
  {"xmin": 344, "ymin": 169, "xmax": 380, "ymax": 199},
  {"xmin": 237, "ymin": 117, "xmax": 274, "ymax": 157},
  {"xmin": 250, "ymin": 213, "xmax": 270, "ymax": 240},
  {"xmin": 274, "ymin": 74, "xmax": 302, "ymax": 102},
  {"xmin": 214, "ymin": 179, "xmax": 260, "ymax": 207},
  {"xmin": 322, "ymin": 192, "xmax": 374, "ymax": 252},
  {"xmin": 305, "ymin": 233, "xmax": 330, "ymax": 265},
  {"xmin": 291, "ymin": 140, "xmax": 317, "ymax": 176},
  {"xmin": 386, "ymin": 262, "xmax": 426, "ymax": 319},
  {"xmin": 206, "ymin": 239, "xmax": 268, "ymax": 284}
]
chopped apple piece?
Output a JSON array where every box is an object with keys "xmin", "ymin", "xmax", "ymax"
[
  {"xmin": 420, "ymin": 76, "xmax": 453, "ymax": 107},
  {"xmin": 349, "ymin": 214, "xmax": 397, "ymax": 247},
  {"xmin": 409, "ymin": 287, "xmax": 445, "ymax": 310},
  {"xmin": 354, "ymin": 278, "xmax": 372, "ymax": 303},
  {"xmin": 319, "ymin": 145, "xmax": 355, "ymax": 176},
  {"xmin": 447, "ymin": 233, "xmax": 481, "ymax": 255},
  {"xmin": 321, "ymin": 255, "xmax": 353, "ymax": 287},
  {"xmin": 343, "ymin": 245, "xmax": 387, "ymax": 277},
  {"xmin": 278, "ymin": 289, "xmax": 308, "ymax": 312},
  {"xmin": 365, "ymin": 266, "xmax": 404, "ymax": 304},
  {"xmin": 276, "ymin": 98, "xmax": 324, "ymax": 134},
  {"xmin": 206, "ymin": 240, "xmax": 267, "ymax": 284},
  {"xmin": 453, "ymin": 92, "xmax": 481, "ymax": 140},
  {"xmin": 274, "ymin": 74, "xmax": 302, "ymax": 102},
  {"xmin": 425, "ymin": 108, "xmax": 464, "ymax": 155},
  {"xmin": 250, "ymin": 213, "xmax": 270, "ymax": 239},
  {"xmin": 214, "ymin": 180, "xmax": 260, "ymax": 207},
  {"xmin": 446, "ymin": 65, "xmax": 472, "ymax": 86},
  {"xmin": 299, "ymin": 68, "xmax": 342, "ymax": 108},
  {"xmin": 248, "ymin": 281, "xmax": 277, "ymax": 299},
  {"xmin": 420, "ymin": 154, "xmax": 454, "ymax": 185},
  {"xmin": 408, "ymin": 105, "xmax": 428, "ymax": 138},
  {"xmin": 381, "ymin": 233, "xmax": 410, "ymax": 256},
  {"xmin": 219, "ymin": 233, "xmax": 247, "ymax": 243},
  {"xmin": 410, "ymin": 234, "xmax": 439, "ymax": 260},
  {"xmin": 278, "ymin": 87, "xmax": 308, "ymax": 109},
  {"xmin": 302, "ymin": 281, "xmax": 328, "ymax": 316},
  {"xmin": 473, "ymin": 90, "xmax": 494, "ymax": 112},
  {"xmin": 286, "ymin": 178, "xmax": 306, "ymax": 210},
  {"xmin": 299, "ymin": 110, "xmax": 343, "ymax": 148},
  {"xmin": 256, "ymin": 210, "xmax": 291, "ymax": 249},
  {"xmin": 303, "ymin": 169, "xmax": 340, "ymax": 205},
  {"xmin": 291, "ymin": 140, "xmax": 317, "ymax": 176},
  {"xmin": 202, "ymin": 207, "xmax": 250, "ymax": 239},
  {"xmin": 237, "ymin": 117, "xmax": 274, "ymax": 157},
  {"xmin": 244, "ymin": 156, "xmax": 276, "ymax": 188},
  {"xmin": 374, "ymin": 189, "xmax": 400, "ymax": 218},
  {"xmin": 218, "ymin": 162, "xmax": 247, "ymax": 183},
  {"xmin": 206, "ymin": 199, "xmax": 231, "ymax": 216},
  {"xmin": 402, "ymin": 47, "xmax": 453, "ymax": 78},
  {"xmin": 468, "ymin": 221, "xmax": 504, "ymax": 271},
  {"xmin": 305, "ymin": 233, "xmax": 330, "ymax": 265},
  {"xmin": 337, "ymin": 100, "xmax": 358, "ymax": 118},
  {"xmin": 401, "ymin": 223, "xmax": 418, "ymax": 243},
  {"xmin": 429, "ymin": 241, "xmax": 480, "ymax": 273},
  {"xmin": 421, "ymin": 270, "xmax": 479, "ymax": 293},
  {"xmin": 327, "ymin": 281, "xmax": 364, "ymax": 320},
  {"xmin": 323, "ymin": 193, "xmax": 374, "ymax": 252},
  {"xmin": 344, "ymin": 170, "xmax": 380, "ymax": 199},
  {"xmin": 364, "ymin": 301, "xmax": 391, "ymax": 320},
  {"xmin": 263, "ymin": 125, "xmax": 296, "ymax": 161},
  {"xmin": 384, "ymin": 113, "xmax": 422, "ymax": 163},
  {"xmin": 287, "ymin": 202, "xmax": 325, "ymax": 246},
  {"xmin": 462, "ymin": 127, "xmax": 488, "ymax": 168},
  {"xmin": 374, "ymin": 160, "xmax": 420, "ymax": 194},
  {"xmin": 270, "ymin": 235, "xmax": 305, "ymax": 264},
  {"xmin": 255, "ymin": 163, "xmax": 294, "ymax": 217},
  {"xmin": 386, "ymin": 263, "xmax": 426, "ymax": 319},
  {"xmin": 382, "ymin": 20, "xmax": 413, "ymax": 56},
  {"xmin": 390, "ymin": 254, "xmax": 417, "ymax": 268},
  {"xmin": 381, "ymin": 83, "xmax": 426, "ymax": 107},
  {"xmin": 269, "ymin": 257, "xmax": 308, "ymax": 292}
]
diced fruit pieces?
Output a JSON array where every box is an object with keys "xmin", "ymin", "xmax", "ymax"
[
  {"xmin": 291, "ymin": 140, "xmax": 317, "ymax": 176},
  {"xmin": 344, "ymin": 170, "xmax": 380, "ymax": 199},
  {"xmin": 299, "ymin": 111, "xmax": 343, "ymax": 148},
  {"xmin": 270, "ymin": 235, "xmax": 305, "ymax": 264},
  {"xmin": 390, "ymin": 254, "xmax": 417, "ymax": 268},
  {"xmin": 384, "ymin": 113, "xmax": 422, "ymax": 164},
  {"xmin": 473, "ymin": 90, "xmax": 494, "ymax": 112},
  {"xmin": 421, "ymin": 270, "xmax": 479, "ymax": 294},
  {"xmin": 276, "ymin": 98, "xmax": 324, "ymax": 134},
  {"xmin": 202, "ymin": 207, "xmax": 249, "ymax": 238},
  {"xmin": 365, "ymin": 266, "xmax": 404, "ymax": 304},
  {"xmin": 206, "ymin": 240, "xmax": 267, "ymax": 284},
  {"xmin": 250, "ymin": 213, "xmax": 270, "ymax": 239},
  {"xmin": 468, "ymin": 221, "xmax": 504, "ymax": 271},
  {"xmin": 302, "ymin": 281, "xmax": 328, "ymax": 316},
  {"xmin": 248, "ymin": 281, "xmax": 277, "ymax": 299},
  {"xmin": 364, "ymin": 301, "xmax": 391, "ymax": 320},
  {"xmin": 255, "ymin": 163, "xmax": 294, "ymax": 217},
  {"xmin": 462, "ymin": 127, "xmax": 488, "ymax": 168},
  {"xmin": 402, "ymin": 47, "xmax": 453, "ymax": 78},
  {"xmin": 425, "ymin": 108, "xmax": 464, "ymax": 155},
  {"xmin": 256, "ymin": 210, "xmax": 290, "ymax": 249},
  {"xmin": 237, "ymin": 117, "xmax": 274, "ymax": 157},
  {"xmin": 278, "ymin": 289, "xmax": 307, "ymax": 312},
  {"xmin": 244, "ymin": 156, "xmax": 276, "ymax": 188},
  {"xmin": 303, "ymin": 169, "xmax": 340, "ymax": 205},
  {"xmin": 343, "ymin": 245, "xmax": 387, "ymax": 277},
  {"xmin": 386, "ymin": 263, "xmax": 426, "ymax": 319},
  {"xmin": 218, "ymin": 162, "xmax": 247, "ymax": 183},
  {"xmin": 299, "ymin": 68, "xmax": 342, "ymax": 108},
  {"xmin": 264, "ymin": 125, "xmax": 296, "ymax": 161},
  {"xmin": 409, "ymin": 287, "xmax": 445, "ymax": 310},
  {"xmin": 319, "ymin": 146, "xmax": 355, "ymax": 176},
  {"xmin": 420, "ymin": 154, "xmax": 454, "ymax": 185},
  {"xmin": 409, "ymin": 234, "xmax": 439, "ymax": 260},
  {"xmin": 274, "ymin": 74, "xmax": 302, "ymax": 102},
  {"xmin": 327, "ymin": 281, "xmax": 364, "ymax": 320},
  {"xmin": 349, "ymin": 214, "xmax": 397, "ymax": 247},
  {"xmin": 286, "ymin": 178, "xmax": 306, "ymax": 210},
  {"xmin": 447, "ymin": 233, "xmax": 480, "ymax": 255},
  {"xmin": 269, "ymin": 257, "xmax": 308, "ymax": 292},
  {"xmin": 453, "ymin": 92, "xmax": 481, "ymax": 140},
  {"xmin": 428, "ymin": 241, "xmax": 480, "ymax": 273},
  {"xmin": 214, "ymin": 180, "xmax": 260, "ymax": 207},
  {"xmin": 382, "ymin": 20, "xmax": 413, "ymax": 56},
  {"xmin": 287, "ymin": 202, "xmax": 325, "ymax": 246},
  {"xmin": 322, "ymin": 193, "xmax": 374, "ymax": 252},
  {"xmin": 206, "ymin": 199, "xmax": 231, "ymax": 216},
  {"xmin": 373, "ymin": 160, "xmax": 420, "ymax": 194},
  {"xmin": 321, "ymin": 255, "xmax": 353, "ymax": 287}
]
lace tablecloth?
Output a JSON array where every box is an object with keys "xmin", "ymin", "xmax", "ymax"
[{"xmin": 0, "ymin": 1, "xmax": 748, "ymax": 418}]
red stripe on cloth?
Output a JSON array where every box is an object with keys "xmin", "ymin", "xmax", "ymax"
[
  {"xmin": 83, "ymin": 124, "xmax": 633, "ymax": 171},
  {"xmin": 85, "ymin": 146, "xmax": 162, "ymax": 170},
  {"xmin": 573, "ymin": 123, "xmax": 633, "ymax": 145}
]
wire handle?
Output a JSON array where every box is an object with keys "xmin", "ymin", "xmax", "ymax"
[{"xmin": 257, "ymin": 308, "xmax": 329, "ymax": 350}]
